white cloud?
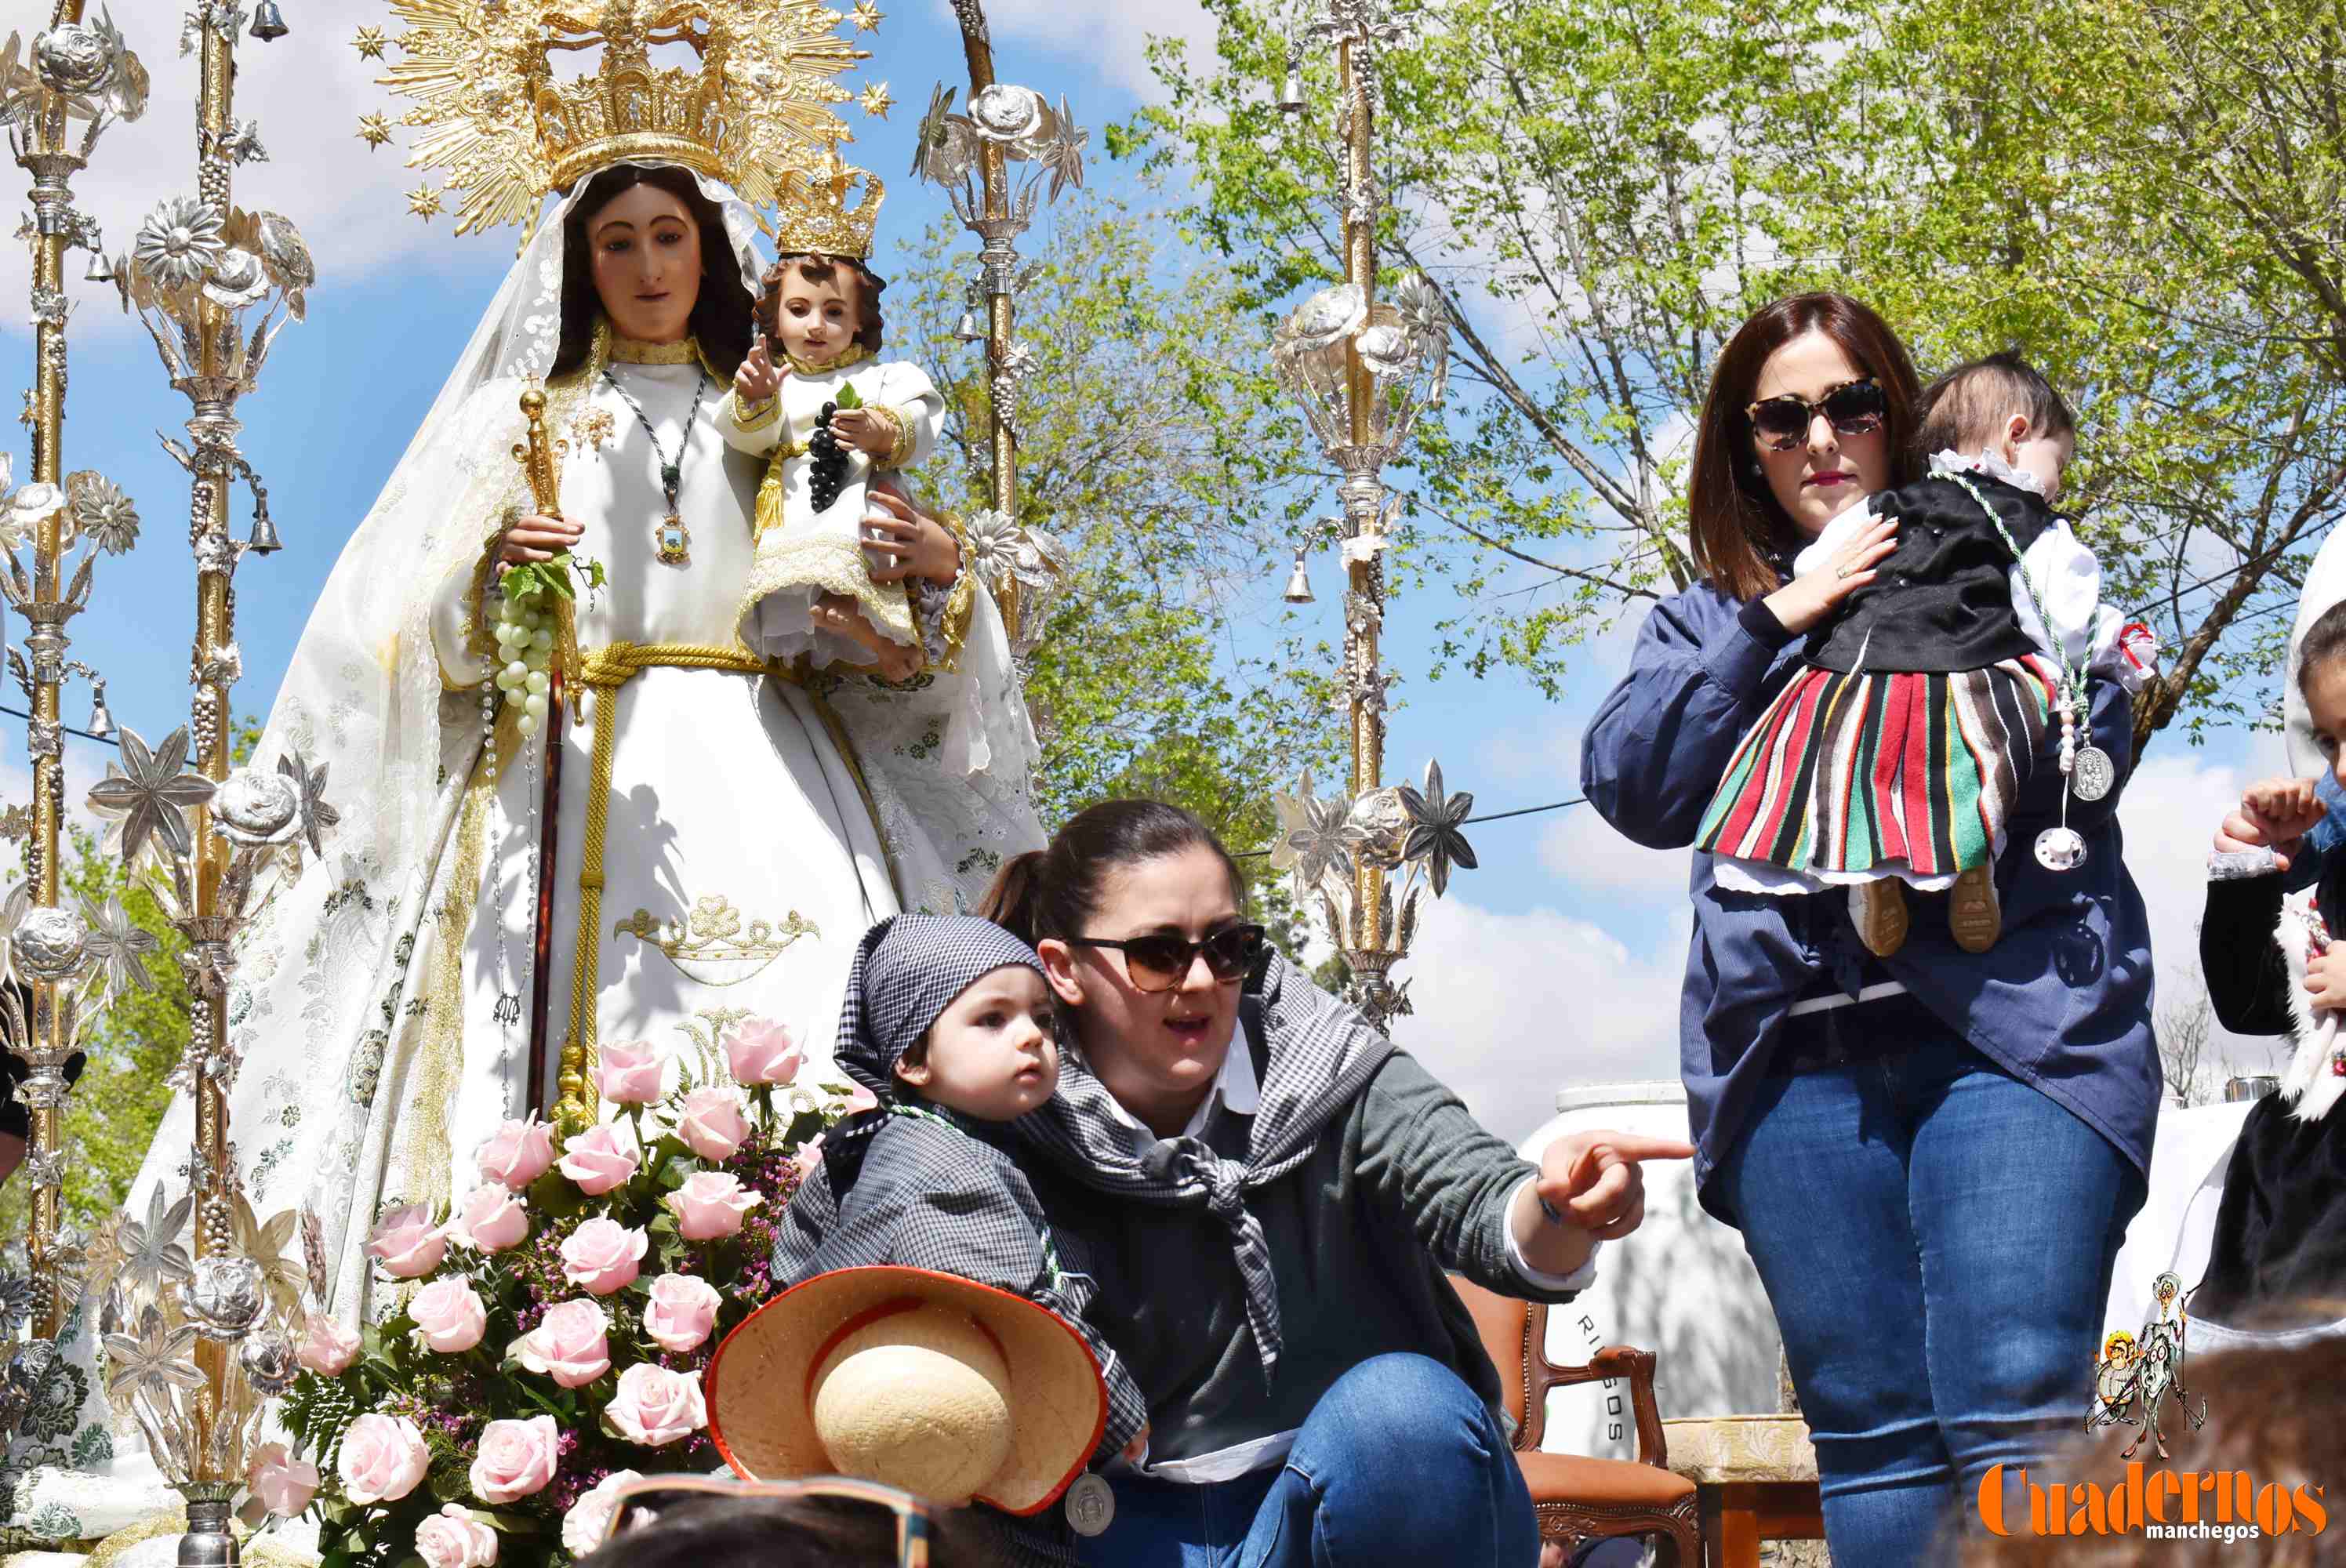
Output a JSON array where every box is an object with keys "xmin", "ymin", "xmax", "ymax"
[
  {"xmin": 2115, "ymin": 737, "xmax": 2293, "ymax": 1076},
  {"xmin": 1395, "ymin": 895, "xmax": 1686, "ymax": 1145},
  {"xmin": 961, "ymin": 0, "xmax": 1219, "ymax": 101}
]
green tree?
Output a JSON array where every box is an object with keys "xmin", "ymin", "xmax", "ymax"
[
  {"xmin": 1128, "ymin": 0, "xmax": 2346, "ymax": 743},
  {"xmin": 895, "ymin": 191, "xmax": 1345, "ymax": 862}
]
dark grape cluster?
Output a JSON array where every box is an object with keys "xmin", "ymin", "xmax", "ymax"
[{"xmin": 808, "ymin": 400, "xmax": 850, "ymax": 514}]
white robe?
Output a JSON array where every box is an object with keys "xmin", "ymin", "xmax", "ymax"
[{"xmin": 422, "ymin": 354, "xmax": 900, "ymax": 1194}]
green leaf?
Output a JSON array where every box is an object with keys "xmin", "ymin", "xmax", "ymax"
[{"xmin": 835, "ymin": 382, "xmax": 864, "ymax": 410}]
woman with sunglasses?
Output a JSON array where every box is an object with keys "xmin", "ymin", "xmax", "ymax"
[
  {"xmin": 1581, "ymin": 293, "xmax": 2155, "ymax": 1563},
  {"xmin": 982, "ymin": 799, "xmax": 1690, "ymax": 1568}
]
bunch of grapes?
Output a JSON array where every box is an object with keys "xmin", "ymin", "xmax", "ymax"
[
  {"xmin": 492, "ymin": 595, "xmax": 556, "ymax": 735},
  {"xmin": 808, "ymin": 400, "xmax": 850, "ymax": 514}
]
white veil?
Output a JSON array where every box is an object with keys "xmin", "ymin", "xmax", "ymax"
[{"xmin": 118, "ymin": 159, "xmax": 1040, "ymax": 1314}]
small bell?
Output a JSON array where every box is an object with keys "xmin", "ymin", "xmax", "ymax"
[
  {"xmin": 1277, "ymin": 55, "xmax": 1306, "ymax": 114},
  {"xmin": 85, "ymin": 684, "xmax": 113, "ymax": 739},
  {"xmin": 249, "ymin": 0, "xmax": 289, "ymax": 40},
  {"xmin": 955, "ymin": 308, "xmax": 985, "ymax": 343},
  {"xmin": 1283, "ymin": 545, "xmax": 1314, "ymax": 604},
  {"xmin": 84, "ymin": 252, "xmax": 113, "ymax": 285},
  {"xmin": 246, "ymin": 504, "xmax": 282, "ymax": 555}
]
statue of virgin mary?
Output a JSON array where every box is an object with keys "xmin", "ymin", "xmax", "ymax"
[{"xmin": 133, "ymin": 159, "xmax": 1043, "ymax": 1319}]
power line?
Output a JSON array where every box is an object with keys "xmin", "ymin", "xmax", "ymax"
[
  {"xmin": 0, "ymin": 704, "xmax": 119, "ymax": 748},
  {"xmin": 1235, "ymin": 793, "xmax": 1590, "ymax": 858}
]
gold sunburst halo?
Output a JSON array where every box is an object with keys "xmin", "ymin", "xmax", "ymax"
[
  {"xmin": 357, "ymin": 113, "xmax": 393, "ymax": 149},
  {"xmin": 353, "ymin": 24, "xmax": 388, "ymax": 57},
  {"xmin": 373, "ymin": 0, "xmax": 878, "ymax": 240},
  {"xmin": 407, "ymin": 184, "xmax": 444, "ymax": 220},
  {"xmin": 851, "ymin": 0, "xmax": 884, "ymax": 29},
  {"xmin": 860, "ymin": 81, "xmax": 892, "ymax": 118}
]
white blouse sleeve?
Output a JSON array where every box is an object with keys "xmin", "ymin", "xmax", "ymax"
[
  {"xmin": 873, "ymin": 360, "xmax": 945, "ymax": 472},
  {"xmin": 2010, "ymin": 519, "xmax": 2101, "ymax": 670},
  {"xmin": 714, "ymin": 385, "xmax": 785, "ymax": 458}
]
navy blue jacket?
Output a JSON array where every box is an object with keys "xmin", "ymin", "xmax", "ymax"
[{"xmin": 1580, "ymin": 583, "xmax": 2161, "ymax": 1224}]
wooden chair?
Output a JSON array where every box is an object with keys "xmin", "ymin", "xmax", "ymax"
[{"xmin": 1452, "ymin": 1275, "xmax": 1701, "ymax": 1566}]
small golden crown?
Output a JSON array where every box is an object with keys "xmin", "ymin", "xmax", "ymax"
[
  {"xmin": 370, "ymin": 0, "xmax": 879, "ymax": 240},
  {"xmin": 771, "ymin": 147, "xmax": 882, "ymax": 260}
]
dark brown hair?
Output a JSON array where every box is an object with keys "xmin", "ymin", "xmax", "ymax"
[
  {"xmin": 1687, "ymin": 292, "xmax": 1923, "ymax": 603},
  {"xmin": 2299, "ymin": 599, "xmax": 2346, "ymax": 695},
  {"xmin": 981, "ymin": 800, "xmax": 1245, "ymax": 946},
  {"xmin": 550, "ymin": 164, "xmax": 755, "ymax": 379},
  {"xmin": 1912, "ymin": 350, "xmax": 2077, "ymax": 466},
  {"xmin": 759, "ymin": 253, "xmax": 888, "ymax": 356}
]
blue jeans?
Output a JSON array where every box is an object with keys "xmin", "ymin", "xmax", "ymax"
[
  {"xmin": 1716, "ymin": 1010, "xmax": 2144, "ymax": 1565},
  {"xmin": 1077, "ymin": 1353, "xmax": 1538, "ymax": 1568}
]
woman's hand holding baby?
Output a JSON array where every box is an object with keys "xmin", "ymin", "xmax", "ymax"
[
  {"xmin": 735, "ymin": 339, "xmax": 781, "ymax": 405},
  {"xmin": 1761, "ymin": 514, "xmax": 1901, "ymax": 636},
  {"xmin": 2214, "ymin": 775, "xmax": 2326, "ymax": 871}
]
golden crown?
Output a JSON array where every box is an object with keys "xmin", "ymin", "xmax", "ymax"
[
  {"xmin": 365, "ymin": 0, "xmax": 887, "ymax": 240},
  {"xmin": 771, "ymin": 147, "xmax": 882, "ymax": 259}
]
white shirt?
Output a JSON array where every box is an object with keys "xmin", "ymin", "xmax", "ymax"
[{"xmin": 1102, "ymin": 1025, "xmax": 1600, "ymax": 1482}]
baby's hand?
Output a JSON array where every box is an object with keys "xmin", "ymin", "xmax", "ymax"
[
  {"xmin": 2305, "ymin": 947, "xmax": 2346, "ymax": 1013},
  {"xmin": 735, "ymin": 340, "xmax": 781, "ymax": 405},
  {"xmin": 829, "ymin": 406, "xmax": 892, "ymax": 458}
]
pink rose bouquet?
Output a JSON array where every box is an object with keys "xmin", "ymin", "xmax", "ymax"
[{"xmin": 284, "ymin": 1048, "xmax": 852, "ymax": 1562}]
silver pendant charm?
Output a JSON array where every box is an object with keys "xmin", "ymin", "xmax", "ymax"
[
  {"xmin": 1065, "ymin": 1473, "xmax": 1115, "ymax": 1537},
  {"xmin": 2071, "ymin": 745, "xmax": 2115, "ymax": 803},
  {"xmin": 2034, "ymin": 826, "xmax": 2087, "ymax": 872}
]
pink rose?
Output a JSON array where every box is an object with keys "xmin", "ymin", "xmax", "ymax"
[
  {"xmin": 562, "ymin": 1468, "xmax": 645, "ymax": 1556},
  {"xmin": 247, "ymin": 1441, "xmax": 319, "ymax": 1516},
  {"xmin": 676, "ymin": 1087, "xmax": 750, "ymax": 1162},
  {"xmin": 511, "ymin": 1298, "xmax": 610, "ymax": 1388},
  {"xmin": 476, "ymin": 1116, "xmax": 557, "ymax": 1189},
  {"xmin": 790, "ymin": 1133, "xmax": 826, "ymax": 1182},
  {"xmin": 593, "ymin": 1039, "xmax": 666, "ymax": 1105},
  {"xmin": 449, "ymin": 1185, "xmax": 530, "ymax": 1254},
  {"xmin": 559, "ymin": 1218, "xmax": 648, "ymax": 1296},
  {"xmin": 555, "ymin": 1123, "xmax": 640, "ymax": 1196},
  {"xmin": 336, "ymin": 1413, "xmax": 429, "ymax": 1505},
  {"xmin": 296, "ymin": 1310, "xmax": 360, "ymax": 1376},
  {"xmin": 366, "ymin": 1203, "xmax": 446, "ymax": 1279},
  {"xmin": 605, "ymin": 1362, "xmax": 707, "ymax": 1448},
  {"xmin": 468, "ymin": 1414, "xmax": 558, "ymax": 1504},
  {"xmin": 641, "ymin": 1273, "xmax": 722, "ymax": 1354},
  {"xmin": 664, "ymin": 1170, "xmax": 763, "ymax": 1241},
  {"xmin": 415, "ymin": 1503, "xmax": 499, "ymax": 1568},
  {"xmin": 721, "ymin": 1014, "xmax": 802, "ymax": 1086},
  {"xmin": 839, "ymin": 1081, "xmax": 879, "ymax": 1115},
  {"xmin": 409, "ymin": 1277, "xmax": 488, "ymax": 1354}
]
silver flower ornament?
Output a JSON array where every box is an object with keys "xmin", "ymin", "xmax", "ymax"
[
  {"xmin": 133, "ymin": 198, "xmax": 226, "ymax": 292},
  {"xmin": 79, "ymin": 895, "xmax": 158, "ymax": 1004},
  {"xmin": 10, "ymin": 906, "xmax": 89, "ymax": 983},
  {"xmin": 184, "ymin": 1253, "xmax": 267, "ymax": 1340},
  {"xmin": 67, "ymin": 470, "xmax": 140, "ymax": 554},
  {"xmin": 278, "ymin": 750, "xmax": 338, "ymax": 859},
  {"xmin": 114, "ymin": 1186, "xmax": 195, "ymax": 1298},
  {"xmin": 104, "ymin": 1303, "xmax": 203, "ymax": 1406},
  {"xmin": 211, "ymin": 765, "xmax": 300, "ymax": 847},
  {"xmin": 1397, "ymin": 759, "xmax": 1477, "ymax": 897},
  {"xmin": 85, "ymin": 726, "xmax": 215, "ymax": 863}
]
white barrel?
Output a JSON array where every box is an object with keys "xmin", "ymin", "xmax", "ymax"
[{"xmin": 1516, "ymin": 1081, "xmax": 1784, "ymax": 1460}]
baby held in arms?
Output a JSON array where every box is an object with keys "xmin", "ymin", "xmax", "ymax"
[
  {"xmin": 771, "ymin": 915, "xmax": 1149, "ymax": 1469},
  {"xmin": 718, "ymin": 218, "xmax": 943, "ymax": 682}
]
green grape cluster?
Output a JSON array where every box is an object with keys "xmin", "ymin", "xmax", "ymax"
[{"xmin": 492, "ymin": 593, "xmax": 557, "ymax": 735}]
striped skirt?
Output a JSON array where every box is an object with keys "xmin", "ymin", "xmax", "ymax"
[{"xmin": 1698, "ymin": 657, "xmax": 2056, "ymax": 887}]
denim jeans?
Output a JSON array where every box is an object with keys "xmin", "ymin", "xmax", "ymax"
[
  {"xmin": 1716, "ymin": 1004, "xmax": 2144, "ymax": 1565},
  {"xmin": 1076, "ymin": 1352, "xmax": 1538, "ymax": 1568}
]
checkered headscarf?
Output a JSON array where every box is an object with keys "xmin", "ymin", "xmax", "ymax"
[{"xmin": 833, "ymin": 913, "xmax": 1048, "ymax": 1102}]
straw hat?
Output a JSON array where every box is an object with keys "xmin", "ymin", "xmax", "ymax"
[{"xmin": 706, "ymin": 1266, "xmax": 1108, "ymax": 1515}]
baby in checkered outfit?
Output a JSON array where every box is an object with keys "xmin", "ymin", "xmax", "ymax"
[{"xmin": 773, "ymin": 914, "xmax": 1149, "ymax": 1472}]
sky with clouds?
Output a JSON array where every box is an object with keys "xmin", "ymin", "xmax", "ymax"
[{"xmin": 0, "ymin": 0, "xmax": 2298, "ymax": 1146}]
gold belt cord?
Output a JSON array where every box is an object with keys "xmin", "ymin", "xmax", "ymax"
[{"xmin": 550, "ymin": 641, "xmax": 790, "ymax": 1135}]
